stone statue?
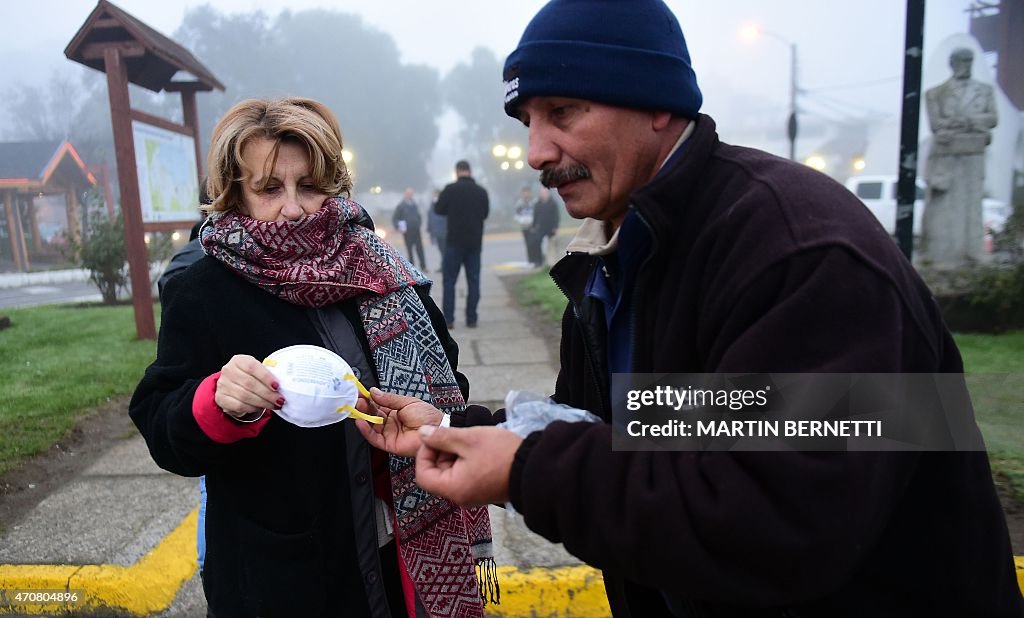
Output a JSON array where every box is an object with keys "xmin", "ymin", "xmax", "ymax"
[{"xmin": 921, "ymin": 48, "xmax": 998, "ymax": 268}]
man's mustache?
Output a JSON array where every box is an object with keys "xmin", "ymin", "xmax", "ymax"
[{"xmin": 540, "ymin": 165, "xmax": 591, "ymax": 188}]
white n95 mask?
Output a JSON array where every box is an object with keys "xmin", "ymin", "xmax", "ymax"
[{"xmin": 262, "ymin": 344, "xmax": 382, "ymax": 428}]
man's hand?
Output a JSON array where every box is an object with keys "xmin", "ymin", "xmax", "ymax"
[
  {"xmin": 415, "ymin": 425, "xmax": 524, "ymax": 507},
  {"xmin": 355, "ymin": 388, "xmax": 444, "ymax": 457}
]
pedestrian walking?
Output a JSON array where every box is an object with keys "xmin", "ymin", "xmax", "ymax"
[
  {"xmin": 426, "ymin": 189, "xmax": 447, "ymax": 272},
  {"xmin": 513, "ymin": 186, "xmax": 535, "ymax": 264},
  {"xmin": 528, "ymin": 187, "xmax": 560, "ymax": 267},
  {"xmin": 434, "ymin": 160, "xmax": 488, "ymax": 328},
  {"xmin": 392, "ymin": 187, "xmax": 427, "ymax": 271}
]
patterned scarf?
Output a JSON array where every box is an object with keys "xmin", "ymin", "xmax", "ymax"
[{"xmin": 201, "ymin": 197, "xmax": 498, "ymax": 616}]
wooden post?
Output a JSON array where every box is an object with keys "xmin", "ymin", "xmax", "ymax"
[
  {"xmin": 29, "ymin": 195, "xmax": 43, "ymax": 254},
  {"xmin": 179, "ymin": 87, "xmax": 205, "ymax": 186},
  {"xmin": 104, "ymin": 46, "xmax": 156, "ymax": 340},
  {"xmin": 4, "ymin": 191, "xmax": 23, "ymax": 271},
  {"xmin": 65, "ymin": 189, "xmax": 82, "ymax": 246},
  {"xmin": 12, "ymin": 195, "xmax": 30, "ymax": 271}
]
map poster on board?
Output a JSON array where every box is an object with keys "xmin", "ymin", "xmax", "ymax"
[{"xmin": 131, "ymin": 120, "xmax": 199, "ymax": 223}]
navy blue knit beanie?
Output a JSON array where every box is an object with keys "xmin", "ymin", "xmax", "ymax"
[{"xmin": 503, "ymin": 0, "xmax": 702, "ymax": 118}]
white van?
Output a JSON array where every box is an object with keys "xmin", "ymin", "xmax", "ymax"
[{"xmin": 844, "ymin": 175, "xmax": 1009, "ymax": 236}]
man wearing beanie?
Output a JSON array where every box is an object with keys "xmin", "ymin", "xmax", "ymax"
[{"xmin": 360, "ymin": 1, "xmax": 1023, "ymax": 616}]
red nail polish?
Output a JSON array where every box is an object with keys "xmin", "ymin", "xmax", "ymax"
[
  {"xmin": 271, "ymin": 381, "xmax": 280, "ymax": 390},
  {"xmin": 277, "ymin": 397, "xmax": 286, "ymax": 407}
]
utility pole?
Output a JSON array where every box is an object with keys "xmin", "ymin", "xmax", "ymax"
[
  {"xmin": 787, "ymin": 41, "xmax": 798, "ymax": 161},
  {"xmin": 895, "ymin": 0, "xmax": 926, "ymax": 260}
]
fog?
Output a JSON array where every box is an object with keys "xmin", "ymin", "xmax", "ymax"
[{"xmin": 0, "ymin": 0, "xmax": 982, "ymax": 203}]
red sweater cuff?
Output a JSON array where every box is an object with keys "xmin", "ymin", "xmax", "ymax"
[{"xmin": 192, "ymin": 372, "xmax": 271, "ymax": 444}]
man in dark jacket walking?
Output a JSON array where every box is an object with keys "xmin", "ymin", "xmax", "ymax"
[
  {"xmin": 361, "ymin": 1, "xmax": 1023, "ymax": 616},
  {"xmin": 393, "ymin": 188, "xmax": 427, "ymax": 271},
  {"xmin": 527, "ymin": 187, "xmax": 560, "ymax": 267},
  {"xmin": 427, "ymin": 189, "xmax": 447, "ymax": 272},
  {"xmin": 434, "ymin": 160, "xmax": 489, "ymax": 328}
]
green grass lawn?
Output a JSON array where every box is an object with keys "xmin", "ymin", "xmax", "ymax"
[
  {"xmin": 518, "ymin": 269, "xmax": 1024, "ymax": 501},
  {"xmin": 517, "ymin": 269, "xmax": 568, "ymax": 323},
  {"xmin": 0, "ymin": 303, "xmax": 158, "ymax": 475},
  {"xmin": 958, "ymin": 332, "xmax": 1024, "ymax": 501}
]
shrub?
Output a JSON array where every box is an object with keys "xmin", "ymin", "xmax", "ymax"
[
  {"xmin": 65, "ymin": 211, "xmax": 128, "ymax": 304},
  {"xmin": 62, "ymin": 189, "xmax": 178, "ymax": 304},
  {"xmin": 966, "ymin": 263, "xmax": 1024, "ymax": 329},
  {"xmin": 925, "ymin": 263, "xmax": 1024, "ymax": 333}
]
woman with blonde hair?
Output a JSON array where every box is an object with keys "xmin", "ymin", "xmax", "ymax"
[{"xmin": 131, "ymin": 97, "xmax": 495, "ymax": 618}]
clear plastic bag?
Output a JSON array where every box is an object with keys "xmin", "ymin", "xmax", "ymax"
[
  {"xmin": 497, "ymin": 391, "xmax": 601, "ymax": 515},
  {"xmin": 498, "ymin": 390, "xmax": 602, "ymax": 437}
]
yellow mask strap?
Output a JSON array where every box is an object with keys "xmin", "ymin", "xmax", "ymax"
[
  {"xmin": 337, "ymin": 405, "xmax": 384, "ymax": 424},
  {"xmin": 343, "ymin": 373, "xmax": 372, "ymax": 398}
]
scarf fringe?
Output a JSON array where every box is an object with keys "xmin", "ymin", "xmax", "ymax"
[{"xmin": 476, "ymin": 557, "xmax": 500, "ymax": 606}]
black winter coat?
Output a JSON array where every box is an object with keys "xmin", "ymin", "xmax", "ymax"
[
  {"xmin": 434, "ymin": 176, "xmax": 489, "ymax": 249},
  {"xmin": 531, "ymin": 197, "xmax": 560, "ymax": 238},
  {"xmin": 131, "ymin": 257, "xmax": 466, "ymax": 618},
  {"xmin": 505, "ymin": 116, "xmax": 1023, "ymax": 617}
]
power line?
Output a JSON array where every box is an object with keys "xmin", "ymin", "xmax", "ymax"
[
  {"xmin": 804, "ymin": 76, "xmax": 901, "ymax": 93},
  {"xmin": 801, "ymin": 90, "xmax": 892, "ymax": 119}
]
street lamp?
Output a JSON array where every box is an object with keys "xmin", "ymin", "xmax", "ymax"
[
  {"xmin": 492, "ymin": 143, "xmax": 524, "ymax": 171},
  {"xmin": 342, "ymin": 149, "xmax": 355, "ymax": 179},
  {"xmin": 740, "ymin": 23, "xmax": 799, "ymax": 161}
]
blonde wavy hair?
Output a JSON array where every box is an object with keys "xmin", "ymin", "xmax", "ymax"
[{"xmin": 204, "ymin": 97, "xmax": 353, "ymax": 213}]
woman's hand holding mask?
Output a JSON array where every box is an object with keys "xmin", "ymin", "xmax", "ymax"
[{"xmin": 215, "ymin": 354, "xmax": 284, "ymax": 422}]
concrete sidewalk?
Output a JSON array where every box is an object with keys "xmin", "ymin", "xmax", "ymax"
[{"xmin": 0, "ymin": 262, "xmax": 609, "ymax": 617}]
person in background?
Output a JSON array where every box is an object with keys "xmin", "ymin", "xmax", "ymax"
[
  {"xmin": 513, "ymin": 185, "xmax": 535, "ymax": 263},
  {"xmin": 358, "ymin": 1, "xmax": 1023, "ymax": 616},
  {"xmin": 527, "ymin": 187, "xmax": 560, "ymax": 267},
  {"xmin": 392, "ymin": 188, "xmax": 427, "ymax": 271},
  {"xmin": 157, "ymin": 220, "xmax": 204, "ymax": 298},
  {"xmin": 434, "ymin": 160, "xmax": 488, "ymax": 329},
  {"xmin": 131, "ymin": 97, "xmax": 494, "ymax": 618},
  {"xmin": 426, "ymin": 189, "xmax": 447, "ymax": 273}
]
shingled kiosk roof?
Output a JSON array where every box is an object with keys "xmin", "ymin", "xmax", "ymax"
[
  {"xmin": 64, "ymin": 0, "xmax": 224, "ymax": 93},
  {"xmin": 0, "ymin": 141, "xmax": 95, "ymax": 191}
]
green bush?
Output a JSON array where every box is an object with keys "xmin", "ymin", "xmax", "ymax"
[
  {"xmin": 921, "ymin": 263, "xmax": 1024, "ymax": 333},
  {"xmin": 62, "ymin": 194, "xmax": 176, "ymax": 304},
  {"xmin": 64, "ymin": 212, "xmax": 128, "ymax": 304}
]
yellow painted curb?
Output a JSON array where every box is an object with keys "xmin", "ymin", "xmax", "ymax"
[
  {"xmin": 1, "ymin": 509, "xmax": 1019, "ymax": 616},
  {"xmin": 486, "ymin": 565, "xmax": 610, "ymax": 618},
  {"xmin": 0, "ymin": 508, "xmax": 198, "ymax": 615}
]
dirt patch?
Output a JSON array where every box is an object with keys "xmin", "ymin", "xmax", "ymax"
[{"xmin": 0, "ymin": 395, "xmax": 136, "ymax": 532}]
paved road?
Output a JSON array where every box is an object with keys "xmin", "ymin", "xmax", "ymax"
[
  {"xmin": 0, "ymin": 281, "xmax": 101, "ymax": 309},
  {"xmin": 0, "ymin": 229, "xmax": 611, "ymax": 617}
]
